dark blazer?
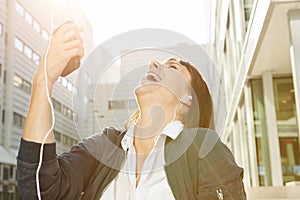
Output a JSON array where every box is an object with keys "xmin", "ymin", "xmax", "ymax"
[{"xmin": 17, "ymin": 127, "xmax": 247, "ymax": 200}]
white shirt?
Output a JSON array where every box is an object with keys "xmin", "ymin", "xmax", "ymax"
[{"xmin": 100, "ymin": 120, "xmax": 184, "ymax": 200}]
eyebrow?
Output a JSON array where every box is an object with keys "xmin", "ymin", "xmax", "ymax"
[
  {"xmin": 167, "ymin": 60, "xmax": 184, "ymax": 68},
  {"xmin": 167, "ymin": 57, "xmax": 178, "ymax": 61}
]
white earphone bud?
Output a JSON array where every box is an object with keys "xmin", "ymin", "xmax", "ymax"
[
  {"xmin": 180, "ymin": 94, "xmax": 192, "ymax": 106},
  {"xmin": 185, "ymin": 95, "xmax": 192, "ymax": 101}
]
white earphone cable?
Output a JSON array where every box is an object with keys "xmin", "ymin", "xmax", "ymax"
[
  {"xmin": 35, "ymin": 7, "xmax": 55, "ymax": 200},
  {"xmin": 35, "ymin": 1, "xmax": 80, "ymax": 198}
]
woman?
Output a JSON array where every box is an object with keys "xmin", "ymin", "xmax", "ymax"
[{"xmin": 17, "ymin": 22, "xmax": 247, "ymax": 199}]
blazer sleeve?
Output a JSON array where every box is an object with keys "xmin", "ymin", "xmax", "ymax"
[{"xmin": 17, "ymin": 137, "xmax": 99, "ymax": 200}]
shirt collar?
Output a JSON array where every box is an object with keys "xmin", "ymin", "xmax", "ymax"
[
  {"xmin": 161, "ymin": 120, "xmax": 184, "ymax": 140},
  {"xmin": 121, "ymin": 120, "xmax": 184, "ymax": 151}
]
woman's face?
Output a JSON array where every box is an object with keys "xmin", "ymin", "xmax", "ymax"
[{"xmin": 135, "ymin": 58, "xmax": 192, "ymax": 104}]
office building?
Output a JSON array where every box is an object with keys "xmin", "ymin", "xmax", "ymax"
[
  {"xmin": 213, "ymin": 0, "xmax": 300, "ymax": 198},
  {"xmin": 0, "ymin": 0, "xmax": 93, "ymax": 198}
]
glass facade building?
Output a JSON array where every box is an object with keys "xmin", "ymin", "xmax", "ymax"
[{"xmin": 213, "ymin": 0, "xmax": 300, "ymax": 197}]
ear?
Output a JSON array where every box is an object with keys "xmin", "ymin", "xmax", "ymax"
[{"xmin": 180, "ymin": 94, "xmax": 192, "ymax": 107}]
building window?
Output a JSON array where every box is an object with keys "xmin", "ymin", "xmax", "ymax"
[
  {"xmin": 0, "ymin": 164, "xmax": 2, "ymax": 179},
  {"xmin": 59, "ymin": 78, "xmax": 77, "ymax": 94},
  {"xmin": 108, "ymin": 100, "xmax": 125, "ymax": 110},
  {"xmin": 251, "ymin": 79, "xmax": 272, "ymax": 186},
  {"xmin": 273, "ymin": 77, "xmax": 300, "ymax": 184},
  {"xmin": 13, "ymin": 74, "xmax": 22, "ymax": 88},
  {"xmin": 72, "ymin": 86, "xmax": 78, "ymax": 95},
  {"xmin": 62, "ymin": 135, "xmax": 67, "ymax": 145},
  {"xmin": 62, "ymin": 106, "xmax": 73, "ymax": 119},
  {"xmin": 32, "ymin": 52, "xmax": 40, "ymax": 65},
  {"xmin": 63, "ymin": 106, "xmax": 67, "ymax": 116},
  {"xmin": 14, "ymin": 38, "xmax": 40, "ymax": 64},
  {"xmin": 13, "ymin": 112, "xmax": 25, "ymax": 128},
  {"xmin": 15, "ymin": 2, "xmax": 24, "ymax": 16},
  {"xmin": 42, "ymin": 29, "xmax": 49, "ymax": 41},
  {"xmin": 33, "ymin": 20, "xmax": 41, "ymax": 33},
  {"xmin": 8, "ymin": 184, "xmax": 15, "ymax": 200},
  {"xmin": 53, "ymin": 98, "xmax": 61, "ymax": 112},
  {"xmin": 72, "ymin": 139, "xmax": 78, "ymax": 145},
  {"xmin": 14, "ymin": 37, "xmax": 23, "ymax": 52},
  {"xmin": 84, "ymin": 95, "xmax": 89, "ymax": 104},
  {"xmin": 3, "ymin": 70, "xmax": 6, "ymax": 83},
  {"xmin": 0, "ymin": 22, "xmax": 3, "ymax": 37},
  {"xmin": 67, "ymin": 137, "xmax": 72, "ymax": 146},
  {"xmin": 67, "ymin": 108, "xmax": 72, "ymax": 119},
  {"xmin": 73, "ymin": 112, "xmax": 78, "ymax": 122},
  {"xmin": 61, "ymin": 77, "xmax": 67, "ymax": 87},
  {"xmin": 9, "ymin": 166, "xmax": 14, "ymax": 180},
  {"xmin": 243, "ymin": 0, "xmax": 254, "ymax": 29},
  {"xmin": 3, "ymin": 166, "xmax": 8, "ymax": 180},
  {"xmin": 54, "ymin": 130, "xmax": 61, "ymax": 142},
  {"xmin": 25, "ymin": 12, "xmax": 33, "ymax": 25},
  {"xmin": 67, "ymin": 82, "xmax": 73, "ymax": 92},
  {"xmin": 22, "ymin": 80, "xmax": 31, "ymax": 94},
  {"xmin": 2, "ymin": 110, "xmax": 5, "ymax": 123},
  {"xmin": 0, "ymin": 185, "xmax": 3, "ymax": 200},
  {"xmin": 24, "ymin": 45, "xmax": 32, "ymax": 59},
  {"xmin": 13, "ymin": 74, "xmax": 31, "ymax": 94},
  {"xmin": 0, "ymin": 184, "xmax": 4, "ymax": 199},
  {"xmin": 279, "ymin": 137, "xmax": 300, "ymax": 183},
  {"xmin": 61, "ymin": 135, "xmax": 77, "ymax": 147}
]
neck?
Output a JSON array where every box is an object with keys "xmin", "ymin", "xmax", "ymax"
[{"xmin": 134, "ymin": 103, "xmax": 180, "ymax": 139}]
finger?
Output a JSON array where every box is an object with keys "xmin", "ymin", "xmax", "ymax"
[
  {"xmin": 53, "ymin": 21, "xmax": 81, "ymax": 36},
  {"xmin": 52, "ymin": 21, "xmax": 72, "ymax": 35},
  {"xmin": 59, "ymin": 29, "xmax": 82, "ymax": 43},
  {"xmin": 64, "ymin": 47, "xmax": 84, "ymax": 59},
  {"xmin": 60, "ymin": 23, "xmax": 82, "ymax": 35},
  {"xmin": 61, "ymin": 37, "xmax": 83, "ymax": 51}
]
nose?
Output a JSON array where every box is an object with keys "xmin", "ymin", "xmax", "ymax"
[{"xmin": 150, "ymin": 61, "xmax": 162, "ymax": 70}]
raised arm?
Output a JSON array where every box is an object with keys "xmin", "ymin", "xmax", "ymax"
[
  {"xmin": 17, "ymin": 22, "xmax": 87, "ymax": 199},
  {"xmin": 22, "ymin": 22, "xmax": 84, "ymax": 143}
]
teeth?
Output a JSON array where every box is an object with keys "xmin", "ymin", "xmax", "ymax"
[{"xmin": 147, "ymin": 72, "xmax": 161, "ymax": 82}]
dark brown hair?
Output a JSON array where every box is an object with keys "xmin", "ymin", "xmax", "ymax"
[
  {"xmin": 129, "ymin": 58, "xmax": 215, "ymax": 129},
  {"xmin": 179, "ymin": 59, "xmax": 215, "ymax": 129}
]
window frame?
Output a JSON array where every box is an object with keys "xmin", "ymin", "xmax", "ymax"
[
  {"xmin": 14, "ymin": 37, "xmax": 24, "ymax": 52},
  {"xmin": 32, "ymin": 52, "xmax": 40, "ymax": 65},
  {"xmin": 24, "ymin": 45, "xmax": 32, "ymax": 59},
  {"xmin": 33, "ymin": 20, "xmax": 41, "ymax": 33},
  {"xmin": 25, "ymin": 11, "xmax": 33, "ymax": 25},
  {"xmin": 15, "ymin": 2, "xmax": 24, "ymax": 16},
  {"xmin": 41, "ymin": 29, "xmax": 49, "ymax": 41},
  {"xmin": 13, "ymin": 74, "xmax": 31, "ymax": 94}
]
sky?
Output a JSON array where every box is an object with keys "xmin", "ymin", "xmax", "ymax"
[{"xmin": 76, "ymin": 0, "xmax": 213, "ymax": 46}]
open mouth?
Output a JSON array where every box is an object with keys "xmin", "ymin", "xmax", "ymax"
[{"xmin": 145, "ymin": 72, "xmax": 161, "ymax": 82}]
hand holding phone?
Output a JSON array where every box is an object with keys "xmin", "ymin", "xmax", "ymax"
[
  {"xmin": 38, "ymin": 21, "xmax": 84, "ymax": 85},
  {"xmin": 52, "ymin": 21, "xmax": 83, "ymax": 77}
]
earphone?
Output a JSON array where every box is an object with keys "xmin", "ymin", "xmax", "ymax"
[
  {"xmin": 185, "ymin": 95, "xmax": 192, "ymax": 101},
  {"xmin": 180, "ymin": 94, "xmax": 192, "ymax": 106}
]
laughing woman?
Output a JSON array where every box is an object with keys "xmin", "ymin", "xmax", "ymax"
[{"xmin": 17, "ymin": 22, "xmax": 247, "ymax": 199}]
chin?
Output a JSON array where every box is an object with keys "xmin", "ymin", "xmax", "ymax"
[
  {"xmin": 134, "ymin": 82, "xmax": 161, "ymax": 96},
  {"xmin": 135, "ymin": 83, "xmax": 154, "ymax": 94}
]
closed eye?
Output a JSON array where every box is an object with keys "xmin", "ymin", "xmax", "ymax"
[{"xmin": 169, "ymin": 65, "xmax": 177, "ymax": 69}]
